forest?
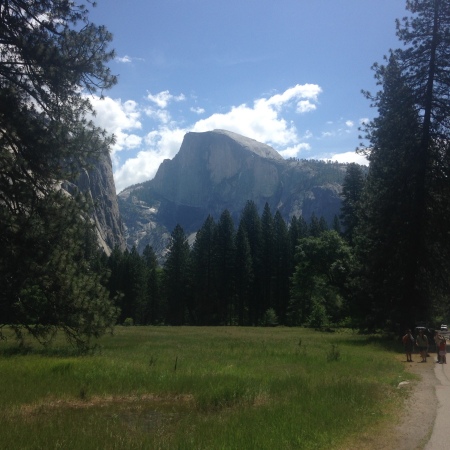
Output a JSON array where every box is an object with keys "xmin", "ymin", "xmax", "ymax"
[{"xmin": 1, "ymin": 0, "xmax": 450, "ymax": 348}]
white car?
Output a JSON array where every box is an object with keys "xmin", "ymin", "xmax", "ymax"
[{"xmin": 441, "ymin": 324, "xmax": 448, "ymax": 332}]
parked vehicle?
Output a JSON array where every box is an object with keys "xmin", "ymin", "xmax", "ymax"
[{"xmin": 441, "ymin": 324, "xmax": 448, "ymax": 332}]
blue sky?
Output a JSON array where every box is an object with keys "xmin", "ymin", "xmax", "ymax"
[{"xmin": 87, "ymin": 1, "xmax": 408, "ymax": 192}]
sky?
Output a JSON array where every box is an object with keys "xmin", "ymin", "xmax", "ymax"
[{"xmin": 87, "ymin": 1, "xmax": 409, "ymax": 193}]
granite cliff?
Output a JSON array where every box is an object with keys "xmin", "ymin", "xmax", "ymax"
[
  {"xmin": 118, "ymin": 130, "xmax": 348, "ymax": 259},
  {"xmin": 63, "ymin": 152, "xmax": 126, "ymax": 254}
]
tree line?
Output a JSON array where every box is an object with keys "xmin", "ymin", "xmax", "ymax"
[{"xmin": 104, "ymin": 205, "xmax": 349, "ymax": 327}]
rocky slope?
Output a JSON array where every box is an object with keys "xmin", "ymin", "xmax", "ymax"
[
  {"xmin": 119, "ymin": 129, "xmax": 348, "ymax": 257},
  {"xmin": 64, "ymin": 152, "xmax": 126, "ymax": 254}
]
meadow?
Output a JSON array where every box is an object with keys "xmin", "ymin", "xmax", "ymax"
[{"xmin": 0, "ymin": 327, "xmax": 413, "ymax": 449}]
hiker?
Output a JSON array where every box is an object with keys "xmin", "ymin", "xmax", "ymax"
[
  {"xmin": 434, "ymin": 331, "xmax": 441, "ymax": 362},
  {"xmin": 438, "ymin": 336, "xmax": 447, "ymax": 364},
  {"xmin": 416, "ymin": 329, "xmax": 428, "ymax": 362},
  {"xmin": 402, "ymin": 329, "xmax": 414, "ymax": 362}
]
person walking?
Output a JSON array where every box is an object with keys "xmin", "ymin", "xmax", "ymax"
[
  {"xmin": 402, "ymin": 329, "xmax": 415, "ymax": 362},
  {"xmin": 434, "ymin": 330, "xmax": 441, "ymax": 362},
  {"xmin": 438, "ymin": 336, "xmax": 447, "ymax": 364},
  {"xmin": 416, "ymin": 329, "xmax": 429, "ymax": 362}
]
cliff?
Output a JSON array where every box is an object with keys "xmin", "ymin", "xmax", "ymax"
[{"xmin": 119, "ymin": 129, "xmax": 348, "ymax": 258}]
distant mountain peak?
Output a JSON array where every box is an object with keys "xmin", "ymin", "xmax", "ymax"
[{"xmin": 208, "ymin": 129, "xmax": 284, "ymax": 161}]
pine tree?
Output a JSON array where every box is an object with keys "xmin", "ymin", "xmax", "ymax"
[
  {"xmin": 191, "ymin": 215, "xmax": 218, "ymax": 324},
  {"xmin": 356, "ymin": 0, "xmax": 450, "ymax": 327},
  {"xmin": 340, "ymin": 163, "xmax": 365, "ymax": 244},
  {"xmin": 238, "ymin": 201, "xmax": 262, "ymax": 324},
  {"xmin": 273, "ymin": 211, "xmax": 290, "ymax": 323},
  {"xmin": 235, "ymin": 225, "xmax": 253, "ymax": 325},
  {"xmin": 142, "ymin": 245, "xmax": 161, "ymax": 324},
  {"xmin": 0, "ymin": 1, "xmax": 117, "ymax": 346},
  {"xmin": 163, "ymin": 225, "xmax": 191, "ymax": 325},
  {"xmin": 358, "ymin": 55, "xmax": 426, "ymax": 327},
  {"xmin": 394, "ymin": 0, "xmax": 450, "ymax": 320},
  {"xmin": 215, "ymin": 210, "xmax": 236, "ymax": 325},
  {"xmin": 260, "ymin": 203, "xmax": 275, "ymax": 320}
]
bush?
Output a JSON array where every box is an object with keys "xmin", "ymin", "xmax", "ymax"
[
  {"xmin": 123, "ymin": 318, "xmax": 134, "ymax": 327},
  {"xmin": 261, "ymin": 308, "xmax": 278, "ymax": 327}
]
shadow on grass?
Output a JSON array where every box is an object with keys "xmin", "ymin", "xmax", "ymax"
[
  {"xmin": 0, "ymin": 344, "xmax": 96, "ymax": 358},
  {"xmin": 332, "ymin": 333, "xmax": 403, "ymax": 353}
]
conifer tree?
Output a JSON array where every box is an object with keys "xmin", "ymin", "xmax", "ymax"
[
  {"xmin": 235, "ymin": 225, "xmax": 253, "ymax": 325},
  {"xmin": 273, "ymin": 211, "xmax": 290, "ymax": 323},
  {"xmin": 163, "ymin": 225, "xmax": 191, "ymax": 325},
  {"xmin": 357, "ymin": 0, "xmax": 450, "ymax": 326},
  {"xmin": 260, "ymin": 203, "xmax": 275, "ymax": 320},
  {"xmin": 0, "ymin": 1, "xmax": 117, "ymax": 346},
  {"xmin": 215, "ymin": 210, "xmax": 236, "ymax": 325},
  {"xmin": 238, "ymin": 201, "xmax": 262, "ymax": 324},
  {"xmin": 340, "ymin": 164, "xmax": 365, "ymax": 244},
  {"xmin": 191, "ymin": 215, "xmax": 218, "ymax": 324}
]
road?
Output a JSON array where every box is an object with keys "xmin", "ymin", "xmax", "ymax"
[{"xmin": 424, "ymin": 342, "xmax": 450, "ymax": 449}]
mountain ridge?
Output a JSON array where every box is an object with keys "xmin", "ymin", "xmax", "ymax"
[{"xmin": 118, "ymin": 130, "xmax": 349, "ymax": 259}]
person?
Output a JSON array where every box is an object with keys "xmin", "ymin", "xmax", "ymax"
[
  {"xmin": 416, "ymin": 329, "xmax": 428, "ymax": 362},
  {"xmin": 402, "ymin": 329, "xmax": 414, "ymax": 362},
  {"xmin": 434, "ymin": 330, "xmax": 441, "ymax": 362},
  {"xmin": 438, "ymin": 336, "xmax": 447, "ymax": 364}
]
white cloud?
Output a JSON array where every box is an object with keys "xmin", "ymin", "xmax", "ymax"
[
  {"xmin": 145, "ymin": 107, "xmax": 172, "ymax": 125},
  {"xmin": 328, "ymin": 151, "xmax": 369, "ymax": 166},
  {"xmin": 115, "ymin": 55, "xmax": 132, "ymax": 63},
  {"xmin": 359, "ymin": 117, "xmax": 370, "ymax": 126},
  {"xmin": 147, "ymin": 90, "xmax": 186, "ymax": 108},
  {"xmin": 114, "ymin": 127, "xmax": 187, "ymax": 192},
  {"xmin": 296, "ymin": 100, "xmax": 317, "ymax": 113},
  {"xmin": 279, "ymin": 143, "xmax": 311, "ymax": 158},
  {"xmin": 190, "ymin": 106, "xmax": 205, "ymax": 114},
  {"xmin": 98, "ymin": 84, "xmax": 325, "ymax": 192},
  {"xmin": 115, "ymin": 55, "xmax": 145, "ymax": 64},
  {"xmin": 89, "ymin": 97, "xmax": 142, "ymax": 155},
  {"xmin": 345, "ymin": 120, "xmax": 354, "ymax": 128}
]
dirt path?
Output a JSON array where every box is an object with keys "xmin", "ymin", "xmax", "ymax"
[
  {"xmin": 341, "ymin": 356, "xmax": 438, "ymax": 450},
  {"xmin": 424, "ymin": 358, "xmax": 450, "ymax": 449}
]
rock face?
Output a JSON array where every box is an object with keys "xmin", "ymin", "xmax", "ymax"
[
  {"xmin": 65, "ymin": 153, "xmax": 126, "ymax": 254},
  {"xmin": 119, "ymin": 129, "xmax": 348, "ymax": 258}
]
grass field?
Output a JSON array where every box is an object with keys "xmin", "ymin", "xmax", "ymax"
[{"xmin": 0, "ymin": 327, "xmax": 413, "ymax": 449}]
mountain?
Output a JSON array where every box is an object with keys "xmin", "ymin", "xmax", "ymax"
[
  {"xmin": 63, "ymin": 153, "xmax": 126, "ymax": 254},
  {"xmin": 118, "ymin": 129, "xmax": 348, "ymax": 258}
]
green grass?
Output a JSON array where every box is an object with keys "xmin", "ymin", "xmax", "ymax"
[{"xmin": 0, "ymin": 327, "xmax": 413, "ymax": 449}]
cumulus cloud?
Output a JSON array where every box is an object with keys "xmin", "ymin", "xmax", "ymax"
[
  {"xmin": 114, "ymin": 127, "xmax": 187, "ymax": 192},
  {"xmin": 279, "ymin": 143, "xmax": 311, "ymax": 158},
  {"xmin": 190, "ymin": 106, "xmax": 205, "ymax": 114},
  {"xmin": 89, "ymin": 96, "xmax": 142, "ymax": 156},
  {"xmin": 328, "ymin": 151, "xmax": 369, "ymax": 166},
  {"xmin": 95, "ymin": 84, "xmax": 324, "ymax": 192},
  {"xmin": 147, "ymin": 90, "xmax": 186, "ymax": 108}
]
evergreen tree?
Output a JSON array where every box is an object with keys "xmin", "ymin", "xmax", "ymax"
[
  {"xmin": 163, "ymin": 225, "xmax": 191, "ymax": 325},
  {"xmin": 215, "ymin": 210, "xmax": 236, "ymax": 325},
  {"xmin": 142, "ymin": 245, "xmax": 161, "ymax": 324},
  {"xmin": 235, "ymin": 225, "xmax": 253, "ymax": 325},
  {"xmin": 121, "ymin": 247, "xmax": 148, "ymax": 325},
  {"xmin": 340, "ymin": 163, "xmax": 365, "ymax": 244},
  {"xmin": 394, "ymin": 0, "xmax": 450, "ymax": 321},
  {"xmin": 238, "ymin": 201, "xmax": 263, "ymax": 324},
  {"xmin": 0, "ymin": 1, "xmax": 117, "ymax": 346},
  {"xmin": 191, "ymin": 215, "xmax": 218, "ymax": 324},
  {"xmin": 0, "ymin": 192, "xmax": 118, "ymax": 349},
  {"xmin": 260, "ymin": 203, "xmax": 275, "ymax": 320},
  {"xmin": 358, "ymin": 55, "xmax": 425, "ymax": 327},
  {"xmin": 273, "ymin": 211, "xmax": 290, "ymax": 323}
]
